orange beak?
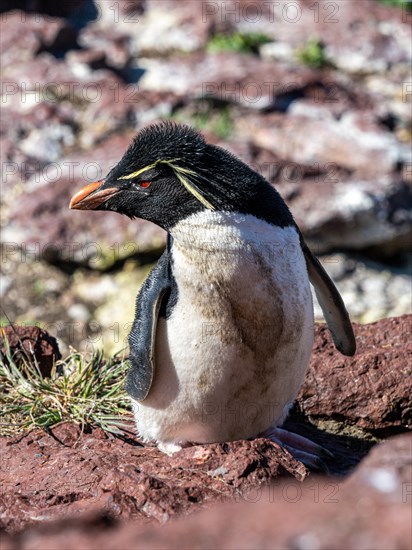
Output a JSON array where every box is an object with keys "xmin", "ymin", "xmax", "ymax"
[{"xmin": 69, "ymin": 181, "xmax": 120, "ymax": 210}]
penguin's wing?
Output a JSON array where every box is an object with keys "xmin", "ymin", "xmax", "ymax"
[
  {"xmin": 126, "ymin": 250, "xmax": 172, "ymax": 400},
  {"xmin": 302, "ymin": 241, "xmax": 356, "ymax": 356}
]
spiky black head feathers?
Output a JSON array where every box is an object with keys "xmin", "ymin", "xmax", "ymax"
[
  {"xmin": 107, "ymin": 121, "xmax": 207, "ymax": 182},
  {"xmin": 134, "ymin": 121, "xmax": 206, "ymax": 163}
]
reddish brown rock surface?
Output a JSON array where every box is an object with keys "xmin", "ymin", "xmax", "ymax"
[
  {"xmin": 0, "ymin": 424, "xmax": 307, "ymax": 535},
  {"xmin": 1, "ymin": 433, "xmax": 410, "ymax": 550},
  {"xmin": 299, "ymin": 316, "xmax": 412, "ymax": 434},
  {"xmin": 2, "ymin": 132, "xmax": 166, "ymax": 268}
]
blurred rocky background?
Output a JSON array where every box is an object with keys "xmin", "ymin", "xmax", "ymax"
[{"xmin": 1, "ymin": 0, "xmax": 411, "ymax": 356}]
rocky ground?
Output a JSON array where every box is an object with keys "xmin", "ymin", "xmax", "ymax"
[
  {"xmin": 1, "ymin": 316, "xmax": 411, "ymax": 548},
  {"xmin": 1, "ymin": 0, "xmax": 411, "ymax": 355}
]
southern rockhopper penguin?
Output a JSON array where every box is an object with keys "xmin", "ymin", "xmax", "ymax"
[{"xmin": 70, "ymin": 122, "xmax": 356, "ymax": 466}]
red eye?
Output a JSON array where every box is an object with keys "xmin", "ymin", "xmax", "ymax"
[{"xmin": 140, "ymin": 181, "xmax": 151, "ymax": 188}]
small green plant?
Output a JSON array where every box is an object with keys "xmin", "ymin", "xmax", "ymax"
[
  {"xmin": 33, "ymin": 279, "xmax": 46, "ymax": 298},
  {"xmin": 296, "ymin": 38, "xmax": 330, "ymax": 69},
  {"xmin": 212, "ymin": 106, "xmax": 233, "ymax": 140},
  {"xmin": 173, "ymin": 102, "xmax": 234, "ymax": 140},
  {"xmin": 376, "ymin": 0, "xmax": 410, "ymax": 8},
  {"xmin": 0, "ymin": 336, "xmax": 131, "ymax": 436},
  {"xmin": 207, "ymin": 31, "xmax": 271, "ymax": 54}
]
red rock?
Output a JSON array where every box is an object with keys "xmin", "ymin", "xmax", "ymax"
[
  {"xmin": 0, "ymin": 325, "xmax": 61, "ymax": 377},
  {"xmin": 233, "ymin": 0, "xmax": 411, "ymax": 72},
  {"xmin": 0, "ymin": 424, "xmax": 305, "ymax": 534},
  {"xmin": 251, "ymin": 111, "xmax": 406, "ymax": 177},
  {"xmin": 2, "ymin": 133, "xmax": 166, "ymax": 268},
  {"xmin": 2, "ymin": 434, "xmax": 411, "ymax": 550},
  {"xmin": 0, "ymin": 13, "xmax": 61, "ymax": 63},
  {"xmin": 0, "ymin": 12, "xmax": 79, "ymax": 69},
  {"xmin": 299, "ymin": 316, "xmax": 412, "ymax": 433},
  {"xmin": 137, "ymin": 51, "xmax": 318, "ymax": 108},
  {"xmin": 242, "ymin": 110, "xmax": 411, "ymax": 255}
]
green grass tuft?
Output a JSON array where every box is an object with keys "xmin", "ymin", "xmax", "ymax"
[
  {"xmin": 376, "ymin": 0, "xmax": 411, "ymax": 8},
  {"xmin": 173, "ymin": 102, "xmax": 234, "ymax": 140},
  {"xmin": 207, "ymin": 31, "xmax": 271, "ymax": 54},
  {"xmin": 0, "ymin": 336, "xmax": 131, "ymax": 437},
  {"xmin": 296, "ymin": 38, "xmax": 331, "ymax": 69}
]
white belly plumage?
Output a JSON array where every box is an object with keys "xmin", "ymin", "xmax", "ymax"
[{"xmin": 131, "ymin": 211, "xmax": 314, "ymax": 450}]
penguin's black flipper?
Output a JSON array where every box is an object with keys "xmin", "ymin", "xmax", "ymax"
[
  {"xmin": 302, "ymin": 242, "xmax": 356, "ymax": 356},
  {"xmin": 126, "ymin": 250, "xmax": 172, "ymax": 401}
]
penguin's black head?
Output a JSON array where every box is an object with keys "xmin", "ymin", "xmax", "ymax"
[{"xmin": 70, "ymin": 121, "xmax": 293, "ymax": 230}]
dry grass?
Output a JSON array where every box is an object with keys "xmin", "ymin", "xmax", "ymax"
[{"xmin": 0, "ymin": 335, "xmax": 132, "ymax": 436}]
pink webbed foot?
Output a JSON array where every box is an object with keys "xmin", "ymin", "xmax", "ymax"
[{"xmin": 261, "ymin": 426, "xmax": 333, "ymax": 472}]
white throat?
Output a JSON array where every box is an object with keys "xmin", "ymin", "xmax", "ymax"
[{"xmin": 170, "ymin": 210, "xmax": 299, "ymax": 256}]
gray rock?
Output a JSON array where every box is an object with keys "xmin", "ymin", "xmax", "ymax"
[
  {"xmin": 19, "ymin": 125, "xmax": 75, "ymax": 163},
  {"xmin": 246, "ymin": 109, "xmax": 411, "ymax": 255},
  {"xmin": 252, "ymin": 112, "xmax": 409, "ymax": 178},
  {"xmin": 312, "ymin": 255, "xmax": 412, "ymax": 323}
]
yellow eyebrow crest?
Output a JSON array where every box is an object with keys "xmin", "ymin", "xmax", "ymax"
[
  {"xmin": 118, "ymin": 159, "xmax": 215, "ymax": 210},
  {"xmin": 118, "ymin": 163, "xmax": 158, "ymax": 180}
]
